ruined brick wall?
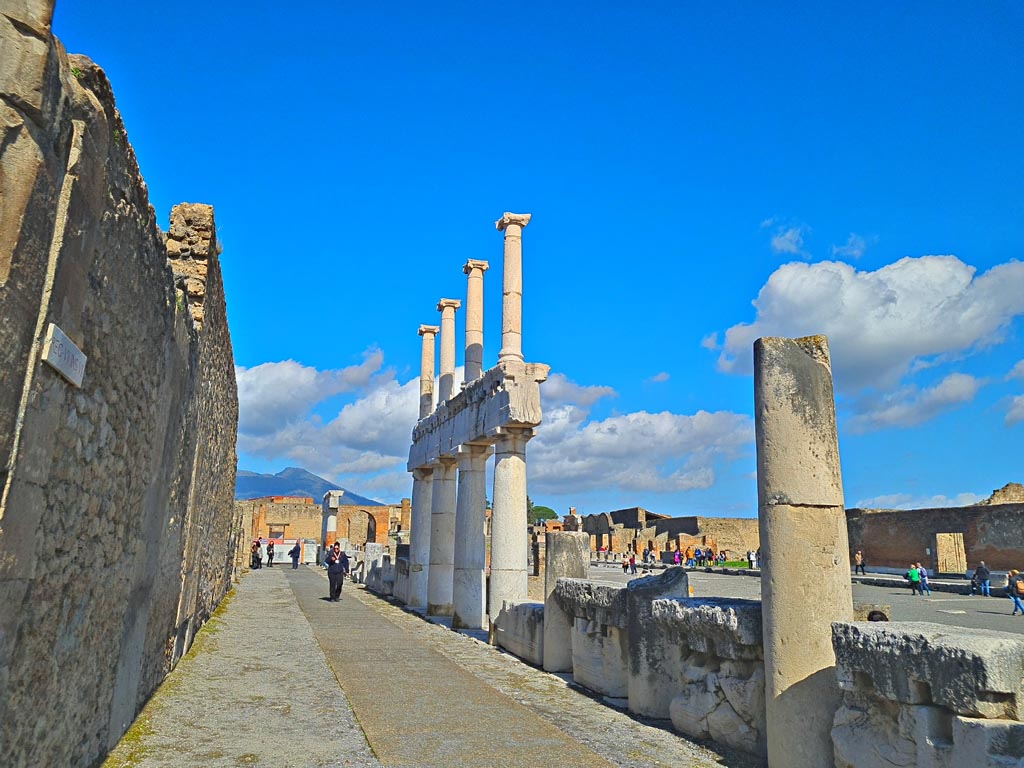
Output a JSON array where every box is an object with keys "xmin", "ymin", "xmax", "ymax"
[
  {"xmin": 846, "ymin": 503, "xmax": 1024, "ymax": 572},
  {"xmin": 236, "ymin": 498, "xmax": 323, "ymax": 559},
  {"xmin": 694, "ymin": 517, "xmax": 760, "ymax": 557},
  {"xmin": 337, "ymin": 503, "xmax": 393, "ymax": 546},
  {"xmin": 0, "ymin": 6, "xmax": 238, "ymax": 767}
]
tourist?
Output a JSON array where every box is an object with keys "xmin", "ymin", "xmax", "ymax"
[
  {"xmin": 326, "ymin": 542, "xmax": 350, "ymax": 602},
  {"xmin": 288, "ymin": 541, "xmax": 301, "ymax": 569},
  {"xmin": 251, "ymin": 540, "xmax": 262, "ymax": 570},
  {"xmin": 853, "ymin": 550, "xmax": 866, "ymax": 575},
  {"xmin": 916, "ymin": 562, "xmax": 932, "ymax": 596},
  {"xmin": 1007, "ymin": 570, "xmax": 1024, "ymax": 615},
  {"xmin": 673, "ymin": 549, "xmax": 682, "ymax": 566},
  {"xmin": 266, "ymin": 540, "xmax": 275, "ymax": 568},
  {"xmin": 906, "ymin": 563, "xmax": 921, "ymax": 595},
  {"xmin": 974, "ymin": 561, "xmax": 991, "ymax": 597},
  {"xmin": 747, "ymin": 550, "xmax": 754, "ymax": 569},
  {"xmin": 629, "ymin": 553, "xmax": 637, "ymax": 575}
]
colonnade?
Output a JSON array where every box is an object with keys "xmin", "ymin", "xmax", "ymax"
[{"xmin": 406, "ymin": 213, "xmax": 548, "ymax": 632}]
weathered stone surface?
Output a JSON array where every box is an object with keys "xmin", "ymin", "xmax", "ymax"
[
  {"xmin": 651, "ymin": 597, "xmax": 763, "ymax": 660},
  {"xmin": 493, "ymin": 600, "xmax": 544, "ymax": 666},
  {"xmin": 408, "ymin": 359, "xmax": 549, "ymax": 469},
  {"xmin": 833, "ymin": 622, "xmax": 1024, "ymax": 719},
  {"xmin": 0, "ymin": 12, "xmax": 237, "ymax": 768},
  {"xmin": 543, "ymin": 531, "xmax": 589, "ymax": 672},
  {"xmin": 554, "ymin": 577, "xmax": 629, "ymax": 628}
]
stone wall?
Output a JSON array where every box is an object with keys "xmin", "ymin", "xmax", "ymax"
[
  {"xmin": 0, "ymin": 7, "xmax": 238, "ymax": 767},
  {"xmin": 846, "ymin": 503, "xmax": 1024, "ymax": 572}
]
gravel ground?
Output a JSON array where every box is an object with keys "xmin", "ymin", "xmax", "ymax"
[{"xmin": 103, "ymin": 568, "xmax": 380, "ymax": 768}]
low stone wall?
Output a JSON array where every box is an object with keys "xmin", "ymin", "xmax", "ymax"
[
  {"xmin": 832, "ymin": 622, "xmax": 1024, "ymax": 768},
  {"xmin": 494, "ymin": 601, "xmax": 545, "ymax": 665}
]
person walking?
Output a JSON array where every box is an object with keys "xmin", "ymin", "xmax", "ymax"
[
  {"xmin": 906, "ymin": 563, "xmax": 921, "ymax": 595},
  {"xmin": 288, "ymin": 541, "xmax": 301, "ymax": 569},
  {"xmin": 673, "ymin": 549, "xmax": 682, "ymax": 566},
  {"xmin": 266, "ymin": 540, "xmax": 275, "ymax": 568},
  {"xmin": 975, "ymin": 561, "xmax": 991, "ymax": 597},
  {"xmin": 326, "ymin": 543, "xmax": 350, "ymax": 602},
  {"xmin": 916, "ymin": 562, "xmax": 932, "ymax": 596},
  {"xmin": 853, "ymin": 550, "xmax": 866, "ymax": 575},
  {"xmin": 628, "ymin": 553, "xmax": 637, "ymax": 575},
  {"xmin": 1007, "ymin": 570, "xmax": 1024, "ymax": 615}
]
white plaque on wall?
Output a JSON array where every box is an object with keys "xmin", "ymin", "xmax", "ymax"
[{"xmin": 41, "ymin": 323, "xmax": 87, "ymax": 387}]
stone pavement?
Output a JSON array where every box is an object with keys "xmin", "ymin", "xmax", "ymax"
[{"xmin": 106, "ymin": 566, "xmax": 759, "ymax": 768}]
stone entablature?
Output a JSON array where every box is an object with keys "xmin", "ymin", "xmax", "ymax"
[{"xmin": 408, "ymin": 359, "xmax": 548, "ymax": 469}]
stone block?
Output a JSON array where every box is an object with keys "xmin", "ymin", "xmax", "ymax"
[
  {"xmin": 833, "ymin": 622, "xmax": 1024, "ymax": 719},
  {"xmin": 951, "ymin": 715, "xmax": 1024, "ymax": 766},
  {"xmin": 650, "ymin": 597, "xmax": 763, "ymax": 660},
  {"xmin": 493, "ymin": 601, "xmax": 544, "ymax": 666},
  {"xmin": 570, "ymin": 617, "xmax": 628, "ymax": 698}
]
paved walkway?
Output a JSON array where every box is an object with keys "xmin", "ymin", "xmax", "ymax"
[{"xmin": 105, "ymin": 566, "xmax": 758, "ymax": 768}]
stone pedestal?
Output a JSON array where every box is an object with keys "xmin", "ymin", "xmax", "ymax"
[
  {"xmin": 427, "ymin": 458, "xmax": 457, "ymax": 615},
  {"xmin": 463, "ymin": 259, "xmax": 488, "ymax": 383},
  {"xmin": 417, "ymin": 325, "xmax": 439, "ymax": 420},
  {"xmin": 754, "ymin": 335, "xmax": 852, "ymax": 768},
  {"xmin": 542, "ymin": 531, "xmax": 589, "ymax": 672},
  {"xmin": 495, "ymin": 212, "xmax": 530, "ymax": 365},
  {"xmin": 488, "ymin": 428, "xmax": 531, "ymax": 625},
  {"xmin": 408, "ymin": 467, "xmax": 433, "ymax": 608},
  {"xmin": 437, "ymin": 298, "xmax": 460, "ymax": 404},
  {"xmin": 452, "ymin": 444, "xmax": 490, "ymax": 629}
]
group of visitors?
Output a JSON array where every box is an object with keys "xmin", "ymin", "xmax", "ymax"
[
  {"xmin": 745, "ymin": 549, "xmax": 760, "ymax": 569},
  {"xmin": 904, "ymin": 563, "xmax": 932, "ymax": 595},
  {"xmin": 249, "ymin": 539, "xmax": 302, "ymax": 570}
]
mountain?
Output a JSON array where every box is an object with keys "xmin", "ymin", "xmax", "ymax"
[{"xmin": 235, "ymin": 467, "xmax": 385, "ymax": 506}]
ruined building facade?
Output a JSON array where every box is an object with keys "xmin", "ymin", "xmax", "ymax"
[{"xmin": 0, "ymin": 5, "xmax": 238, "ymax": 767}]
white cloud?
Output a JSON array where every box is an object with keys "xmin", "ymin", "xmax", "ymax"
[
  {"xmin": 853, "ymin": 491, "xmax": 984, "ymax": 509},
  {"xmin": 846, "ymin": 373, "xmax": 983, "ymax": 432},
  {"xmin": 716, "ymin": 256, "xmax": 1024, "ymax": 392},
  {"xmin": 831, "ymin": 233, "xmax": 870, "ymax": 259},
  {"xmin": 771, "ymin": 225, "xmax": 808, "ymax": 255},
  {"xmin": 648, "ymin": 372, "xmax": 670, "ymax": 383},
  {"xmin": 236, "ymin": 351, "xmax": 384, "ymax": 434},
  {"xmin": 1007, "ymin": 396, "xmax": 1024, "ymax": 426},
  {"xmin": 529, "ymin": 406, "xmax": 753, "ymax": 496},
  {"xmin": 541, "ymin": 372, "xmax": 616, "ymax": 408},
  {"xmin": 700, "ymin": 332, "xmax": 719, "ymax": 351},
  {"xmin": 1007, "ymin": 360, "xmax": 1024, "ymax": 381}
]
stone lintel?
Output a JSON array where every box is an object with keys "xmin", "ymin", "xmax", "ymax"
[
  {"xmin": 463, "ymin": 259, "xmax": 490, "ymax": 274},
  {"xmin": 495, "ymin": 212, "xmax": 532, "ymax": 231},
  {"xmin": 407, "ymin": 359, "xmax": 549, "ymax": 471},
  {"xmin": 437, "ymin": 298, "xmax": 462, "ymax": 311},
  {"xmin": 418, "ymin": 324, "xmax": 440, "ymax": 336}
]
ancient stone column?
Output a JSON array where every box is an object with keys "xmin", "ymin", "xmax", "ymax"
[
  {"xmin": 542, "ymin": 531, "xmax": 589, "ymax": 672},
  {"xmin": 427, "ymin": 457, "xmax": 458, "ymax": 615},
  {"xmin": 488, "ymin": 427, "xmax": 532, "ymax": 625},
  {"xmin": 452, "ymin": 444, "xmax": 491, "ymax": 629},
  {"xmin": 495, "ymin": 212, "xmax": 531, "ymax": 364},
  {"xmin": 408, "ymin": 467, "xmax": 434, "ymax": 608},
  {"xmin": 463, "ymin": 259, "xmax": 489, "ymax": 382},
  {"xmin": 436, "ymin": 299, "xmax": 461, "ymax": 403},
  {"xmin": 754, "ymin": 335, "xmax": 853, "ymax": 768},
  {"xmin": 417, "ymin": 325, "xmax": 439, "ymax": 420}
]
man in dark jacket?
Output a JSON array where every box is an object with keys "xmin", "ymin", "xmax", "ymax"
[
  {"xmin": 326, "ymin": 543, "xmax": 350, "ymax": 602},
  {"xmin": 975, "ymin": 561, "xmax": 991, "ymax": 597},
  {"xmin": 288, "ymin": 542, "xmax": 301, "ymax": 569}
]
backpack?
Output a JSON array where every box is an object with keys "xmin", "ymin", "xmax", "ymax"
[{"xmin": 1016, "ymin": 578, "xmax": 1024, "ymax": 596}]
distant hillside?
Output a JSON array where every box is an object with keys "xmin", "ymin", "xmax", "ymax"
[{"xmin": 235, "ymin": 467, "xmax": 384, "ymax": 506}]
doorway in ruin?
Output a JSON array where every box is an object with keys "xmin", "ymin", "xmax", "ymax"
[
  {"xmin": 934, "ymin": 532, "xmax": 967, "ymax": 575},
  {"xmin": 366, "ymin": 513, "xmax": 377, "ymax": 544}
]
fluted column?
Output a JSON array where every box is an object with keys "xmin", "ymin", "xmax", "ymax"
[
  {"xmin": 495, "ymin": 212, "xmax": 531, "ymax": 364},
  {"xmin": 452, "ymin": 444, "xmax": 491, "ymax": 630},
  {"xmin": 408, "ymin": 467, "xmax": 434, "ymax": 608},
  {"xmin": 463, "ymin": 259, "xmax": 489, "ymax": 382},
  {"xmin": 417, "ymin": 325, "xmax": 439, "ymax": 420},
  {"xmin": 755, "ymin": 335, "xmax": 852, "ymax": 768},
  {"xmin": 437, "ymin": 298, "xmax": 461, "ymax": 403},
  {"xmin": 427, "ymin": 457, "xmax": 458, "ymax": 615},
  {"xmin": 488, "ymin": 427, "xmax": 533, "ymax": 625}
]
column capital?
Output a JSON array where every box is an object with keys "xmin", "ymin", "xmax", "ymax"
[
  {"xmin": 463, "ymin": 259, "xmax": 490, "ymax": 274},
  {"xmin": 495, "ymin": 212, "xmax": 532, "ymax": 231},
  {"xmin": 418, "ymin": 324, "xmax": 440, "ymax": 337},
  {"xmin": 437, "ymin": 298, "xmax": 462, "ymax": 312}
]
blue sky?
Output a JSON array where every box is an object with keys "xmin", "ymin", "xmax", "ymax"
[{"xmin": 54, "ymin": 2, "xmax": 1024, "ymax": 515}]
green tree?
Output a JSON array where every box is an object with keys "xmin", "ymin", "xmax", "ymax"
[{"xmin": 533, "ymin": 505, "xmax": 557, "ymax": 521}]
